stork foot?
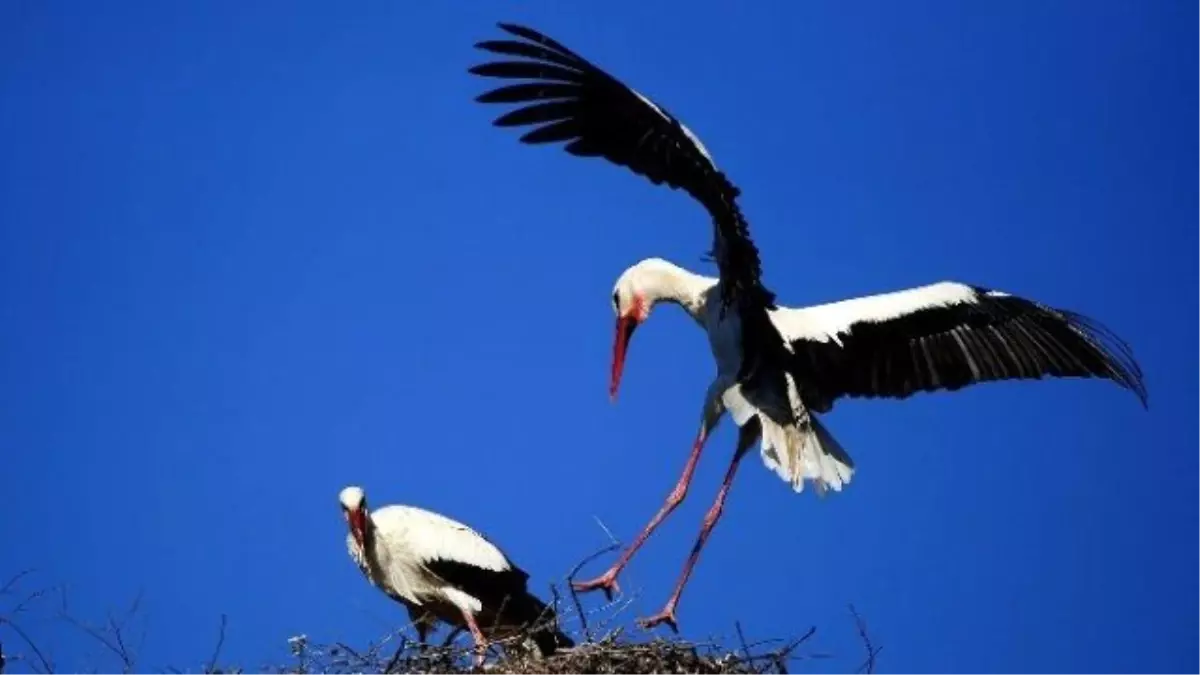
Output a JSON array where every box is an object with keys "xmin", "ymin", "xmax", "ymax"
[
  {"xmin": 637, "ymin": 604, "xmax": 680, "ymax": 634},
  {"xmin": 570, "ymin": 570, "xmax": 621, "ymax": 601}
]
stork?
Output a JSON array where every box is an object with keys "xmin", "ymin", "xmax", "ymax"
[
  {"xmin": 338, "ymin": 486, "xmax": 573, "ymax": 665},
  {"xmin": 469, "ymin": 23, "xmax": 1149, "ymax": 632}
]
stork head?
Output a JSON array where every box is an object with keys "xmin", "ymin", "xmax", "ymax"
[
  {"xmin": 338, "ymin": 485, "xmax": 369, "ymax": 548},
  {"xmin": 610, "ymin": 258, "xmax": 688, "ymax": 401}
]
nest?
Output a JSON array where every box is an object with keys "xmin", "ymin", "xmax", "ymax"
[
  {"xmin": 268, "ymin": 624, "xmax": 813, "ymax": 675},
  {"xmin": 260, "ymin": 562, "xmax": 842, "ymax": 675}
]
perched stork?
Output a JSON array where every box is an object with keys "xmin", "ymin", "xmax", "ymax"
[
  {"xmin": 469, "ymin": 23, "xmax": 1148, "ymax": 631},
  {"xmin": 338, "ymin": 486, "xmax": 573, "ymax": 664}
]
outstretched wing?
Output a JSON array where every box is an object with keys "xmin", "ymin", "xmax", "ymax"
[
  {"xmin": 470, "ymin": 22, "xmax": 775, "ymax": 311},
  {"xmin": 771, "ymin": 281, "xmax": 1148, "ymax": 411}
]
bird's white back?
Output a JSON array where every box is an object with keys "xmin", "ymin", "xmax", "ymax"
[{"xmin": 370, "ymin": 504, "xmax": 514, "ymax": 574}]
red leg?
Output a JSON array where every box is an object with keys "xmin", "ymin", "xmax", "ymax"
[
  {"xmin": 460, "ymin": 610, "xmax": 488, "ymax": 667},
  {"xmin": 572, "ymin": 425, "xmax": 711, "ymax": 599},
  {"xmin": 639, "ymin": 426, "xmax": 756, "ymax": 633}
]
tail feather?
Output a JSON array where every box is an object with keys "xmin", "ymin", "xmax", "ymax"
[
  {"xmin": 758, "ymin": 412, "xmax": 855, "ymax": 495},
  {"xmin": 721, "ymin": 374, "xmax": 855, "ymax": 495},
  {"xmin": 506, "ymin": 592, "xmax": 574, "ymax": 657},
  {"xmin": 530, "ymin": 624, "xmax": 574, "ymax": 658}
]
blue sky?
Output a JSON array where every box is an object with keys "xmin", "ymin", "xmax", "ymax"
[{"xmin": 1, "ymin": 1, "xmax": 1195, "ymax": 673}]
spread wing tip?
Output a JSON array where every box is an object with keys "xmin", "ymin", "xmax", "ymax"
[
  {"xmin": 1061, "ymin": 310, "xmax": 1149, "ymax": 409},
  {"xmin": 496, "ymin": 21, "xmax": 534, "ymax": 36},
  {"xmin": 469, "ymin": 20, "xmax": 762, "ymax": 291},
  {"xmin": 475, "ymin": 22, "xmax": 585, "ymax": 63}
]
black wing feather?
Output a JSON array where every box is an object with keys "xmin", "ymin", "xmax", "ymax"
[
  {"xmin": 470, "ymin": 22, "xmax": 775, "ymax": 313},
  {"xmin": 473, "ymin": 39, "xmax": 585, "ymax": 70},
  {"xmin": 520, "ymin": 119, "xmax": 582, "ymax": 144},
  {"xmin": 789, "ymin": 290, "xmax": 1148, "ymax": 411},
  {"xmin": 493, "ymin": 100, "xmax": 580, "ymax": 127},
  {"xmin": 468, "ymin": 61, "xmax": 583, "ymax": 83},
  {"xmin": 425, "ymin": 557, "xmax": 530, "ymax": 610},
  {"xmin": 477, "ymin": 82, "xmax": 582, "ymax": 104}
]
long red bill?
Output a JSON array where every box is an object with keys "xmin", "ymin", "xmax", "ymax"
[
  {"xmin": 610, "ymin": 314, "xmax": 638, "ymax": 401},
  {"xmin": 349, "ymin": 508, "xmax": 367, "ymax": 546}
]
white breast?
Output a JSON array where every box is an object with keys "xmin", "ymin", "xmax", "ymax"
[{"xmin": 347, "ymin": 530, "xmax": 426, "ymax": 604}]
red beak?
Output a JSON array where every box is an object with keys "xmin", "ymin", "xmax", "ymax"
[
  {"xmin": 610, "ymin": 314, "xmax": 639, "ymax": 401},
  {"xmin": 348, "ymin": 508, "xmax": 367, "ymax": 547}
]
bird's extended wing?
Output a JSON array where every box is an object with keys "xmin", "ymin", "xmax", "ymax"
[
  {"xmin": 470, "ymin": 22, "xmax": 774, "ymax": 311},
  {"xmin": 771, "ymin": 281, "xmax": 1147, "ymax": 411}
]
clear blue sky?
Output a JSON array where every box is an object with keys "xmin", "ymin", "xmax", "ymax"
[{"xmin": 1, "ymin": 1, "xmax": 1195, "ymax": 673}]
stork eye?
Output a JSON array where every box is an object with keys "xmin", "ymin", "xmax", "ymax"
[{"xmin": 612, "ymin": 291, "xmax": 620, "ymax": 308}]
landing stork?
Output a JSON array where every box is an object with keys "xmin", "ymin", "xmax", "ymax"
[
  {"xmin": 338, "ymin": 486, "xmax": 573, "ymax": 664},
  {"xmin": 469, "ymin": 23, "xmax": 1147, "ymax": 632}
]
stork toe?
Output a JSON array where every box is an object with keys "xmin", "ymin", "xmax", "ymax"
[
  {"xmin": 570, "ymin": 571, "xmax": 621, "ymax": 600},
  {"xmin": 637, "ymin": 605, "xmax": 680, "ymax": 634}
]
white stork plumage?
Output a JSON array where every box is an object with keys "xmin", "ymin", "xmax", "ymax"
[
  {"xmin": 338, "ymin": 486, "xmax": 573, "ymax": 664},
  {"xmin": 469, "ymin": 23, "xmax": 1148, "ymax": 632}
]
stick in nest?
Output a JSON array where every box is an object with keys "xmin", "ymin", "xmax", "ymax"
[
  {"xmin": 564, "ymin": 542, "xmax": 621, "ymax": 643},
  {"xmin": 849, "ymin": 604, "xmax": 881, "ymax": 674},
  {"xmin": 204, "ymin": 614, "xmax": 228, "ymax": 674}
]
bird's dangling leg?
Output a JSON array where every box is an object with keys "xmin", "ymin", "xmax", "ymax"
[
  {"xmin": 638, "ymin": 419, "xmax": 758, "ymax": 633},
  {"xmin": 572, "ymin": 422, "xmax": 715, "ymax": 600},
  {"xmin": 574, "ymin": 383, "xmax": 727, "ymax": 600}
]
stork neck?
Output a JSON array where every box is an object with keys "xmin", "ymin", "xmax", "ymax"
[
  {"xmin": 643, "ymin": 264, "xmax": 715, "ymax": 326},
  {"xmin": 359, "ymin": 513, "xmax": 389, "ymax": 578}
]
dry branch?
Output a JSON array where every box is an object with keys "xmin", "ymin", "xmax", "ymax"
[{"xmin": 849, "ymin": 604, "xmax": 881, "ymax": 675}]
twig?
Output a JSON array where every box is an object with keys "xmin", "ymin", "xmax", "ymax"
[
  {"xmin": 117, "ymin": 590, "xmax": 148, "ymax": 663},
  {"xmin": 9, "ymin": 586, "xmax": 52, "ymax": 618},
  {"xmin": 204, "ymin": 614, "xmax": 227, "ymax": 674},
  {"xmin": 599, "ymin": 591, "xmax": 639, "ymax": 627},
  {"xmin": 592, "ymin": 516, "xmax": 619, "ymax": 546},
  {"xmin": 0, "ymin": 617, "xmax": 53, "ymax": 674},
  {"xmin": 548, "ymin": 583, "xmax": 567, "ymax": 643},
  {"xmin": 382, "ymin": 635, "xmax": 409, "ymax": 675},
  {"xmin": 486, "ymin": 593, "xmax": 513, "ymax": 658},
  {"xmin": 440, "ymin": 626, "xmax": 464, "ymax": 649},
  {"xmin": 599, "ymin": 623, "xmax": 624, "ymax": 644},
  {"xmin": 564, "ymin": 542, "xmax": 621, "ymax": 643},
  {"xmin": 121, "ymin": 591, "xmax": 144, "ymax": 627},
  {"xmin": 57, "ymin": 587, "xmax": 140, "ymax": 675},
  {"xmin": 59, "ymin": 613, "xmax": 134, "ymax": 673},
  {"xmin": 0, "ymin": 571, "xmax": 34, "ymax": 598},
  {"xmin": 358, "ymin": 636, "xmax": 383, "ymax": 666},
  {"xmin": 334, "ymin": 641, "xmax": 365, "ymax": 667},
  {"xmin": 107, "ymin": 614, "xmax": 132, "ymax": 670},
  {"xmin": 769, "ymin": 625, "xmax": 816, "ymax": 674},
  {"xmin": 848, "ymin": 604, "xmax": 880, "ymax": 674},
  {"xmin": 729, "ymin": 619, "xmax": 748, "ymax": 658}
]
